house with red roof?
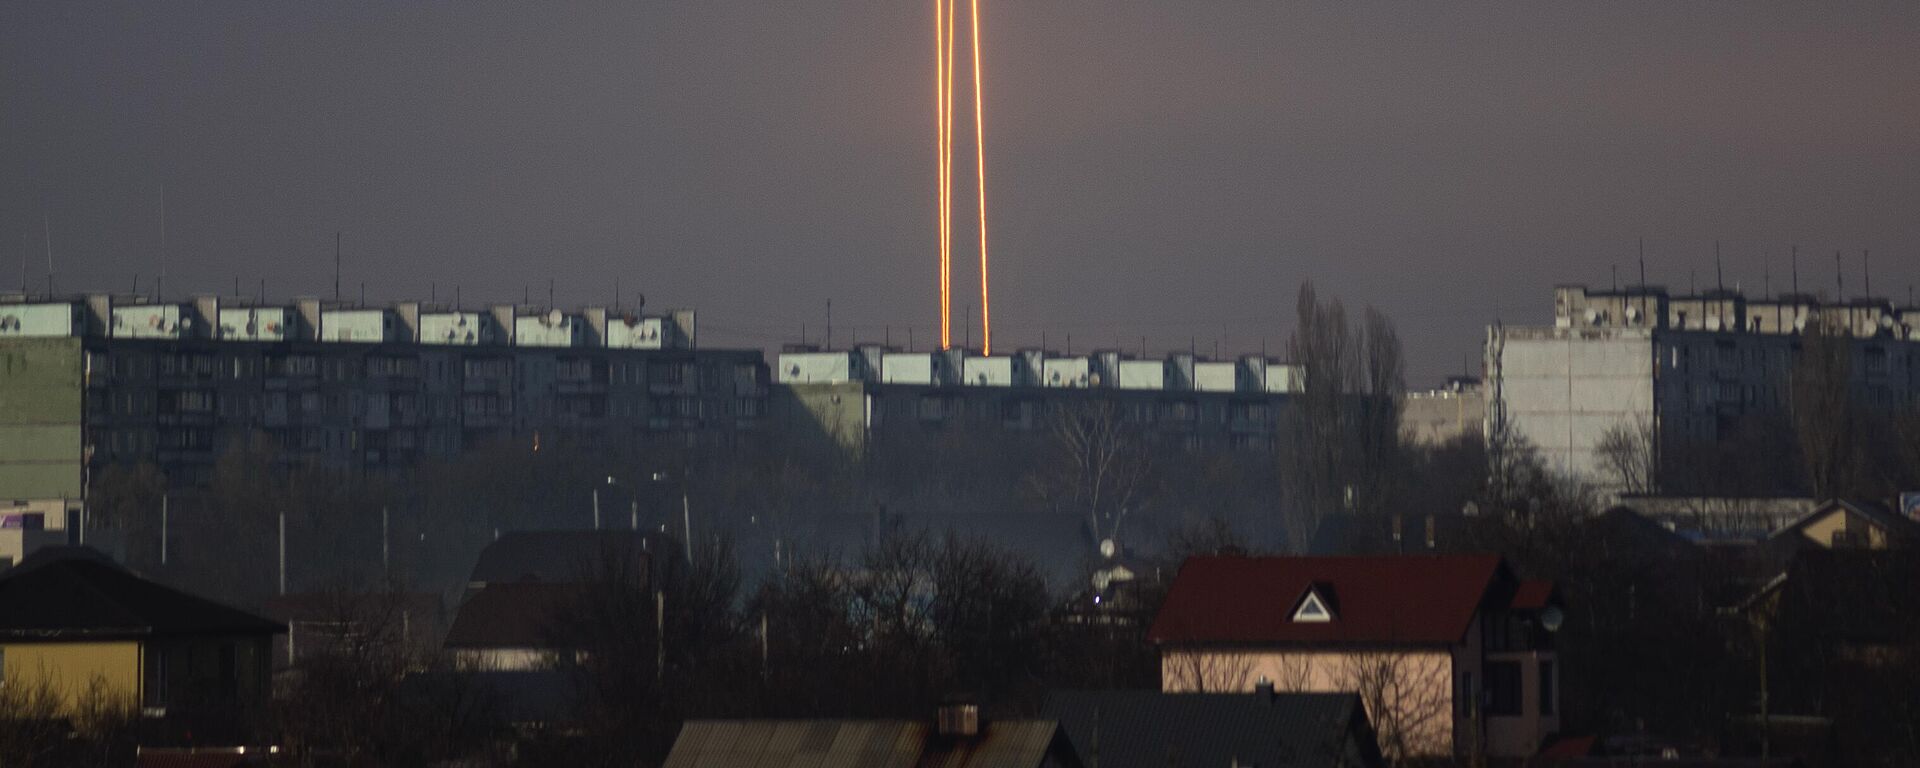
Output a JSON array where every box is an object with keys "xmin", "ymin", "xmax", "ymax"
[{"xmin": 1148, "ymin": 553, "xmax": 1561, "ymax": 762}]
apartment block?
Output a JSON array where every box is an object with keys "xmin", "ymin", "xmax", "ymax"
[{"xmin": 0, "ymin": 293, "xmax": 769, "ymax": 493}]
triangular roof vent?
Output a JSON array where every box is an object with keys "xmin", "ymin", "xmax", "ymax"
[{"xmin": 1291, "ymin": 584, "xmax": 1335, "ymax": 623}]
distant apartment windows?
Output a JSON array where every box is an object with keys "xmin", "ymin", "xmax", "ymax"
[
  {"xmin": 1485, "ymin": 661, "xmax": 1522, "ymax": 716},
  {"xmin": 736, "ymin": 397, "xmax": 765, "ymax": 419},
  {"xmin": 367, "ymin": 356, "xmax": 418, "ymax": 378},
  {"xmin": 1865, "ymin": 346, "xmax": 1887, "ymax": 376},
  {"xmin": 463, "ymin": 359, "xmax": 511, "ymax": 379}
]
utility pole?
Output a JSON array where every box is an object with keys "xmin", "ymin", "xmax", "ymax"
[
  {"xmin": 683, "ymin": 488, "xmax": 693, "ymax": 565},
  {"xmin": 592, "ymin": 488, "xmax": 602, "ymax": 531},
  {"xmin": 334, "ymin": 232, "xmax": 342, "ymax": 302},
  {"xmin": 160, "ymin": 494, "xmax": 169, "ymax": 565}
]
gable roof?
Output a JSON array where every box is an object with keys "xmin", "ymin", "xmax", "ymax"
[
  {"xmin": 445, "ymin": 582, "xmax": 578, "ymax": 649},
  {"xmin": 1043, "ymin": 690, "xmax": 1383, "ymax": 768},
  {"xmin": 1148, "ymin": 554, "xmax": 1512, "ymax": 646},
  {"xmin": 1769, "ymin": 499, "xmax": 1920, "ymax": 543},
  {"xmin": 0, "ymin": 549, "xmax": 283, "ymax": 641},
  {"xmin": 468, "ymin": 531, "xmax": 656, "ymax": 588},
  {"xmin": 663, "ymin": 719, "xmax": 1075, "ymax": 768}
]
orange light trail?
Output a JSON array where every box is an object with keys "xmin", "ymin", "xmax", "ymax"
[
  {"xmin": 934, "ymin": 0, "xmax": 988, "ymax": 353},
  {"xmin": 969, "ymin": 0, "xmax": 990, "ymax": 355},
  {"xmin": 935, "ymin": 0, "xmax": 950, "ymax": 349}
]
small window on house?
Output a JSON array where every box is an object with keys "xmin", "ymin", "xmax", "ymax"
[
  {"xmin": 1486, "ymin": 661, "xmax": 1522, "ymax": 716},
  {"xmin": 1291, "ymin": 587, "xmax": 1334, "ymax": 623}
]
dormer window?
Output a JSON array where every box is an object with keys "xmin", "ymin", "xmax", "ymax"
[{"xmin": 1292, "ymin": 585, "xmax": 1335, "ymax": 623}]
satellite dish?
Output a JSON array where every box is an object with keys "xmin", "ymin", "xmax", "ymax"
[
  {"xmin": 547, "ymin": 309, "xmax": 563, "ymax": 326},
  {"xmin": 1099, "ymin": 538, "xmax": 1117, "ymax": 559},
  {"xmin": 1540, "ymin": 606, "xmax": 1565, "ymax": 632}
]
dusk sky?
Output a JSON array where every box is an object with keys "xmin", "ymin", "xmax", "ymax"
[{"xmin": 4, "ymin": 2, "xmax": 1917, "ymax": 382}]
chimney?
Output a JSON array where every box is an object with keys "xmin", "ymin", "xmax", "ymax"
[
  {"xmin": 936, "ymin": 701, "xmax": 980, "ymax": 738},
  {"xmin": 1254, "ymin": 676, "xmax": 1276, "ymax": 703}
]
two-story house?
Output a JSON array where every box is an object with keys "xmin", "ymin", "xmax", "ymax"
[{"xmin": 1148, "ymin": 553, "xmax": 1561, "ymax": 762}]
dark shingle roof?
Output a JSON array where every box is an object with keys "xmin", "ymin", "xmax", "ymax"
[
  {"xmin": 0, "ymin": 549, "xmax": 283, "ymax": 640},
  {"xmin": 444, "ymin": 582, "xmax": 577, "ymax": 649},
  {"xmin": 1043, "ymin": 690, "xmax": 1383, "ymax": 768},
  {"xmin": 468, "ymin": 531, "xmax": 656, "ymax": 588},
  {"xmin": 1148, "ymin": 554, "xmax": 1511, "ymax": 646}
]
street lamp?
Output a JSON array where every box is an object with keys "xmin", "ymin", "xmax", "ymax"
[{"xmin": 649, "ymin": 470, "xmax": 693, "ymax": 565}]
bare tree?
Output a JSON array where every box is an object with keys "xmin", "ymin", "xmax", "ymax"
[
  {"xmin": 1160, "ymin": 649, "xmax": 1257, "ymax": 693},
  {"xmin": 1790, "ymin": 325, "xmax": 1855, "ymax": 499},
  {"xmin": 1339, "ymin": 651, "xmax": 1454, "ymax": 766},
  {"xmin": 1282, "ymin": 282, "xmax": 1407, "ymax": 550},
  {"xmin": 1026, "ymin": 400, "xmax": 1154, "ymax": 548},
  {"xmin": 1595, "ymin": 417, "xmax": 1658, "ymax": 495}
]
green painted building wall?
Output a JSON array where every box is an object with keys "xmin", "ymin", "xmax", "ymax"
[{"xmin": 0, "ymin": 338, "xmax": 85, "ymax": 499}]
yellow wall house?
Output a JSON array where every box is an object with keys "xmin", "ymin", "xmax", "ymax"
[{"xmin": 0, "ymin": 548, "xmax": 282, "ymax": 719}]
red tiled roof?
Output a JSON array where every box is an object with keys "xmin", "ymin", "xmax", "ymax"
[
  {"xmin": 1510, "ymin": 579, "xmax": 1556, "ymax": 610},
  {"xmin": 1147, "ymin": 554, "xmax": 1510, "ymax": 646}
]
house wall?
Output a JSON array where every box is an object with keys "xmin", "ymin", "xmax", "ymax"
[
  {"xmin": 1161, "ymin": 648, "xmax": 1456, "ymax": 758},
  {"xmin": 1799, "ymin": 510, "xmax": 1889, "ymax": 549},
  {"xmin": 451, "ymin": 647, "xmax": 557, "ymax": 671},
  {"xmin": 1484, "ymin": 650, "xmax": 1560, "ymax": 757},
  {"xmin": 0, "ymin": 640, "xmax": 142, "ymax": 712}
]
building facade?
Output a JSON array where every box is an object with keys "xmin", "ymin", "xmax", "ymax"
[
  {"xmin": 0, "ymin": 293, "xmax": 770, "ymax": 493},
  {"xmin": 773, "ymin": 345, "xmax": 1303, "ymax": 452},
  {"xmin": 1487, "ymin": 285, "xmax": 1920, "ymax": 484}
]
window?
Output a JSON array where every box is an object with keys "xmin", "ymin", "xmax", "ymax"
[
  {"xmin": 1457, "ymin": 672, "xmax": 1475, "ymax": 716},
  {"xmin": 1538, "ymin": 660, "xmax": 1556, "ymax": 716},
  {"xmin": 1486, "ymin": 661, "xmax": 1522, "ymax": 716},
  {"xmin": 1291, "ymin": 588, "xmax": 1333, "ymax": 623}
]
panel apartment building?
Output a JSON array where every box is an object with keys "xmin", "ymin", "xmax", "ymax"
[
  {"xmin": 773, "ymin": 345, "xmax": 1303, "ymax": 452},
  {"xmin": 0, "ymin": 293, "xmax": 770, "ymax": 497},
  {"xmin": 1487, "ymin": 284, "xmax": 1920, "ymax": 484}
]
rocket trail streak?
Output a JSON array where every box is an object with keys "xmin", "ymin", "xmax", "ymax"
[
  {"xmin": 944, "ymin": 0, "xmax": 957, "ymax": 350},
  {"xmin": 935, "ymin": 0, "xmax": 950, "ymax": 349},
  {"xmin": 970, "ymin": 0, "xmax": 990, "ymax": 355}
]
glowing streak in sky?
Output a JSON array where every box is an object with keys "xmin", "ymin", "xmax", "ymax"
[
  {"xmin": 969, "ymin": 0, "xmax": 991, "ymax": 355},
  {"xmin": 935, "ymin": 0, "xmax": 950, "ymax": 349},
  {"xmin": 934, "ymin": 0, "xmax": 989, "ymax": 353}
]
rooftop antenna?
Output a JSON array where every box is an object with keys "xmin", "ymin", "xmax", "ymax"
[
  {"xmin": 333, "ymin": 232, "xmax": 342, "ymax": 302},
  {"xmin": 455, "ymin": 285, "xmax": 461, "ymax": 309},
  {"xmin": 1763, "ymin": 263, "xmax": 1770, "ymax": 299},
  {"xmin": 1689, "ymin": 269, "xmax": 1696, "ymax": 295},
  {"xmin": 1863, "ymin": 249, "xmax": 1870, "ymax": 299},
  {"xmin": 1636, "ymin": 238, "xmax": 1646, "ymax": 287},
  {"xmin": 158, "ymin": 185, "xmax": 166, "ymax": 301},
  {"xmin": 43, "ymin": 213, "xmax": 54, "ymax": 298},
  {"xmin": 1611, "ymin": 264, "xmax": 1618, "ymax": 291},
  {"xmin": 1714, "ymin": 241, "xmax": 1724, "ymax": 293},
  {"xmin": 614, "ymin": 276, "xmax": 621, "ymax": 313},
  {"xmin": 431, "ymin": 281, "xmax": 437, "ymax": 304},
  {"xmin": 548, "ymin": 278, "xmax": 554, "ymax": 309},
  {"xmin": 827, "ymin": 299, "xmax": 834, "ymax": 349},
  {"xmin": 1835, "ymin": 250, "xmax": 1843, "ymax": 299},
  {"xmin": 234, "ymin": 275, "xmax": 240, "ymax": 299},
  {"xmin": 359, "ymin": 281, "xmax": 366, "ymax": 307},
  {"xmin": 19, "ymin": 231, "xmax": 27, "ymax": 295},
  {"xmin": 1791, "ymin": 245, "xmax": 1799, "ymax": 296},
  {"xmin": 258, "ymin": 278, "xmax": 265, "ymax": 304}
]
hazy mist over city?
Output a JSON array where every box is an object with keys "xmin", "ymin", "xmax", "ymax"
[{"xmin": 6, "ymin": 2, "xmax": 1919, "ymax": 381}]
